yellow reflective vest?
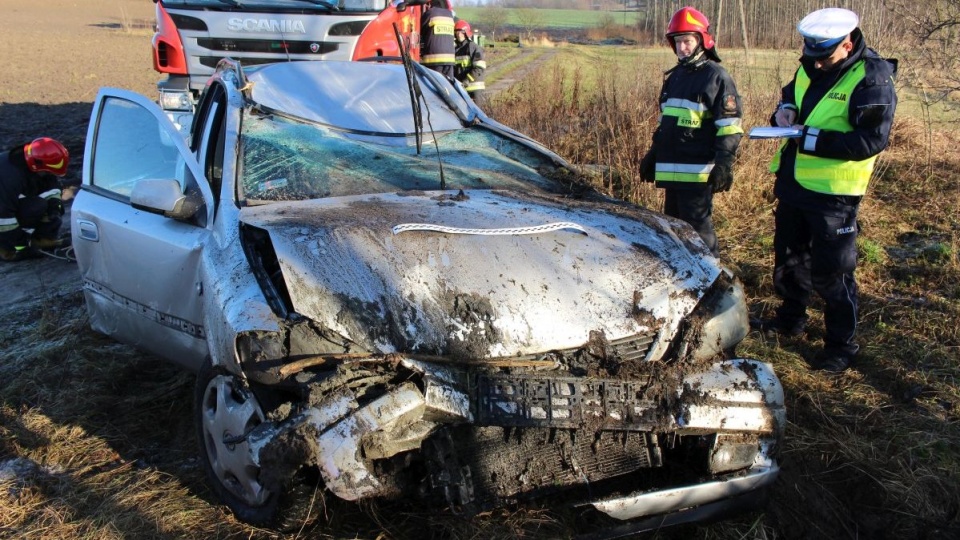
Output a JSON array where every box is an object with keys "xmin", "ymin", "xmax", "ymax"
[{"xmin": 770, "ymin": 61, "xmax": 876, "ymax": 196}]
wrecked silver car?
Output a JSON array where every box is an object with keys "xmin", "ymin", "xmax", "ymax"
[{"xmin": 72, "ymin": 58, "xmax": 784, "ymax": 532}]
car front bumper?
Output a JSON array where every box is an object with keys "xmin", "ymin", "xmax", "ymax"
[
  {"xmin": 585, "ymin": 463, "xmax": 779, "ymax": 520},
  {"xmin": 249, "ymin": 357, "xmax": 785, "ymax": 519}
]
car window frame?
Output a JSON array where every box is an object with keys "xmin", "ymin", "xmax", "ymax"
[
  {"xmin": 192, "ymin": 83, "xmax": 228, "ymax": 215},
  {"xmin": 83, "ymin": 87, "xmax": 216, "ymax": 229}
]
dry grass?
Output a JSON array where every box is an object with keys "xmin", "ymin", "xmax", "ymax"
[
  {"xmin": 2, "ymin": 45, "xmax": 959, "ymax": 540},
  {"xmin": 485, "ymin": 45, "xmax": 960, "ymax": 539}
]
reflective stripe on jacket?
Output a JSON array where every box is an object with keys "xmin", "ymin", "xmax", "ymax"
[
  {"xmin": 770, "ymin": 61, "xmax": 875, "ymax": 196},
  {"xmin": 654, "ymin": 162, "xmax": 714, "ymax": 183},
  {"xmin": 651, "ymin": 60, "xmax": 743, "ymax": 186},
  {"xmin": 420, "ymin": 8, "xmax": 455, "ymax": 66},
  {"xmin": 455, "ymin": 39, "xmax": 486, "ymax": 92},
  {"xmin": 0, "ymin": 149, "xmax": 62, "ymax": 250}
]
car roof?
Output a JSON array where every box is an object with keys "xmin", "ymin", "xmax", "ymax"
[{"xmin": 245, "ymin": 60, "xmax": 469, "ymax": 135}]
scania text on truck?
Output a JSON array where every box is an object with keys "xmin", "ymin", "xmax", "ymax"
[{"xmin": 151, "ymin": 0, "xmax": 436, "ymax": 131}]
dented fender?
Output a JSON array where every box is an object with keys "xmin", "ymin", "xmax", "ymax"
[
  {"xmin": 250, "ymin": 362, "xmax": 472, "ymax": 501},
  {"xmin": 677, "ymin": 359, "xmax": 785, "ymax": 435}
]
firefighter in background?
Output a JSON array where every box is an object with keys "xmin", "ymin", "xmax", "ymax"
[
  {"xmin": 454, "ymin": 19, "xmax": 486, "ymax": 103},
  {"xmin": 754, "ymin": 8, "xmax": 897, "ymax": 373},
  {"xmin": 419, "ymin": 0, "xmax": 455, "ymax": 79},
  {"xmin": 638, "ymin": 7, "xmax": 743, "ymax": 257},
  {"xmin": 0, "ymin": 138, "xmax": 70, "ymax": 262}
]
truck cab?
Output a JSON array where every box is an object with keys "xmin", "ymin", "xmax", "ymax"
[{"xmin": 152, "ymin": 0, "xmax": 434, "ymax": 132}]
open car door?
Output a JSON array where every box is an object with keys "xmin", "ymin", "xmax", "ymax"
[{"xmin": 71, "ymin": 88, "xmax": 215, "ymax": 370}]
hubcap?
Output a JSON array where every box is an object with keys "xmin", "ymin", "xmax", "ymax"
[{"xmin": 200, "ymin": 374, "xmax": 270, "ymax": 506}]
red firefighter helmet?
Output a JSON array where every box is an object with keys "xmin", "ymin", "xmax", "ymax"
[
  {"xmin": 24, "ymin": 137, "xmax": 69, "ymax": 177},
  {"xmin": 455, "ymin": 19, "xmax": 472, "ymax": 39},
  {"xmin": 666, "ymin": 7, "xmax": 715, "ymax": 51}
]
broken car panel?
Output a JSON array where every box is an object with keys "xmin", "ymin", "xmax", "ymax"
[{"xmin": 72, "ymin": 59, "xmax": 784, "ymax": 533}]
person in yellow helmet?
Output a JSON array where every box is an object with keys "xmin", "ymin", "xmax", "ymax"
[
  {"xmin": 638, "ymin": 7, "xmax": 744, "ymax": 257},
  {"xmin": 0, "ymin": 137, "xmax": 71, "ymax": 262},
  {"xmin": 754, "ymin": 8, "xmax": 898, "ymax": 373}
]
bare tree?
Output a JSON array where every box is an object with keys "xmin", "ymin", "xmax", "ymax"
[
  {"xmin": 475, "ymin": 4, "xmax": 510, "ymax": 42},
  {"xmin": 884, "ymin": 0, "xmax": 960, "ymax": 108},
  {"xmin": 515, "ymin": 8, "xmax": 546, "ymax": 43}
]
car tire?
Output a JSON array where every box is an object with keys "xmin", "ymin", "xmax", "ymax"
[
  {"xmin": 194, "ymin": 359, "xmax": 322, "ymax": 529},
  {"xmin": 194, "ymin": 359, "xmax": 281, "ymax": 525}
]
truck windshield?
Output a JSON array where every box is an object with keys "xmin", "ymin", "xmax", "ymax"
[{"xmin": 160, "ymin": 0, "xmax": 387, "ymax": 13}]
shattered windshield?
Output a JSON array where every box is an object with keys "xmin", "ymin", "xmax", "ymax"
[
  {"xmin": 238, "ymin": 113, "xmax": 564, "ymax": 204},
  {"xmin": 159, "ymin": 0, "xmax": 386, "ymax": 13}
]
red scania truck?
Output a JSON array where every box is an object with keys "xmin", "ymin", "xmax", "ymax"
[{"xmin": 152, "ymin": 0, "xmax": 437, "ymax": 130}]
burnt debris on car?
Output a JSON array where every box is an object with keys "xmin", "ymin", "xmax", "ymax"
[{"xmin": 71, "ymin": 57, "xmax": 784, "ymax": 533}]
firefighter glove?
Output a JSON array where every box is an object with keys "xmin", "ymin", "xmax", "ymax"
[
  {"xmin": 47, "ymin": 198, "xmax": 64, "ymax": 218},
  {"xmin": 639, "ymin": 149, "xmax": 657, "ymax": 183},
  {"xmin": 708, "ymin": 152, "xmax": 735, "ymax": 193}
]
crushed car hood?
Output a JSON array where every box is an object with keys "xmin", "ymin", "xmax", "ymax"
[{"xmin": 240, "ymin": 190, "xmax": 720, "ymax": 358}]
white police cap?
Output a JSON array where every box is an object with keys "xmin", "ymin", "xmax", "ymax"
[{"xmin": 797, "ymin": 8, "xmax": 859, "ymax": 58}]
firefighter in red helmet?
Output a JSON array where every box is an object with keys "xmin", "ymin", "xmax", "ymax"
[
  {"xmin": 454, "ymin": 19, "xmax": 487, "ymax": 103},
  {"xmin": 638, "ymin": 6, "xmax": 743, "ymax": 256},
  {"xmin": 0, "ymin": 137, "xmax": 71, "ymax": 262}
]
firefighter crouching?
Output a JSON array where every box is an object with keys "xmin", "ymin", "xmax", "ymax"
[
  {"xmin": 454, "ymin": 19, "xmax": 486, "ymax": 104},
  {"xmin": 0, "ymin": 138, "xmax": 71, "ymax": 262}
]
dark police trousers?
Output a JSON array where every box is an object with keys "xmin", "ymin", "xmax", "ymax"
[
  {"xmin": 664, "ymin": 186, "xmax": 717, "ymax": 256},
  {"xmin": 773, "ymin": 201, "xmax": 860, "ymax": 357}
]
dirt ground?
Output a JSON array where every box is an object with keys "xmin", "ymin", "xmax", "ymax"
[
  {"xmin": 0, "ymin": 0, "xmax": 158, "ymax": 307},
  {"xmin": 0, "ymin": 0, "xmax": 533, "ymax": 309},
  {"xmin": 0, "ymin": 0, "xmax": 157, "ymax": 163}
]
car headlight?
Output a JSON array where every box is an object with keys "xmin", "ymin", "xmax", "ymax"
[{"xmin": 685, "ymin": 272, "xmax": 750, "ymax": 362}]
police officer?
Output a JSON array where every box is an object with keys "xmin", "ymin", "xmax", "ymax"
[
  {"xmin": 639, "ymin": 7, "xmax": 743, "ymax": 257},
  {"xmin": 454, "ymin": 19, "xmax": 486, "ymax": 103},
  {"xmin": 756, "ymin": 8, "xmax": 898, "ymax": 372},
  {"xmin": 419, "ymin": 0, "xmax": 456, "ymax": 79},
  {"xmin": 0, "ymin": 137, "xmax": 70, "ymax": 262}
]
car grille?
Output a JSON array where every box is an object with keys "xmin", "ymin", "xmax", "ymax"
[
  {"xmin": 473, "ymin": 331, "xmax": 661, "ymax": 429},
  {"xmin": 445, "ymin": 425, "xmax": 663, "ymax": 502},
  {"xmin": 476, "ymin": 373, "xmax": 665, "ymax": 430},
  {"xmin": 606, "ymin": 332, "xmax": 656, "ymax": 362}
]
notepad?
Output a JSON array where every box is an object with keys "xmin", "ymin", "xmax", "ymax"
[{"xmin": 748, "ymin": 127, "xmax": 803, "ymax": 139}]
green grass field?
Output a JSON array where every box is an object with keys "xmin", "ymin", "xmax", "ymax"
[{"xmin": 457, "ymin": 6, "xmax": 644, "ymax": 29}]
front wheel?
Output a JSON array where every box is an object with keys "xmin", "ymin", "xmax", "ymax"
[{"xmin": 195, "ymin": 360, "xmax": 278, "ymax": 524}]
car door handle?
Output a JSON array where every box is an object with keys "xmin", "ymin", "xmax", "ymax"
[{"xmin": 77, "ymin": 219, "xmax": 100, "ymax": 242}]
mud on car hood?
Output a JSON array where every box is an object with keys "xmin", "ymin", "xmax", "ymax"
[{"xmin": 239, "ymin": 189, "xmax": 720, "ymax": 359}]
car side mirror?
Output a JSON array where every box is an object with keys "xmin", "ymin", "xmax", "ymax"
[
  {"xmin": 130, "ymin": 178, "xmax": 199, "ymax": 221},
  {"xmin": 396, "ymin": 2, "xmax": 407, "ymax": 12}
]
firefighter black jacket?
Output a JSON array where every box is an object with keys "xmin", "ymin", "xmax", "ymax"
[{"xmin": 651, "ymin": 55, "xmax": 743, "ymax": 190}]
